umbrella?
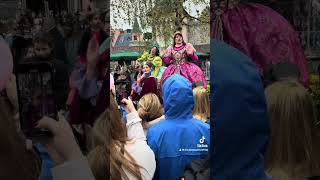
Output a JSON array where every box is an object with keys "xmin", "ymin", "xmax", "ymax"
[{"xmin": 111, "ymin": 51, "xmax": 140, "ymax": 61}]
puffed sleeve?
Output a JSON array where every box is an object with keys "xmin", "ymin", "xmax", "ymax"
[{"xmin": 163, "ymin": 46, "xmax": 173, "ymax": 66}]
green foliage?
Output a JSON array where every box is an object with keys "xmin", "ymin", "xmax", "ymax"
[
  {"xmin": 132, "ymin": 18, "xmax": 142, "ymax": 33},
  {"xmin": 144, "ymin": 32, "xmax": 153, "ymax": 40},
  {"xmin": 111, "ymin": 0, "xmax": 209, "ymax": 45},
  {"xmin": 199, "ymin": 6, "xmax": 210, "ymax": 24},
  {"xmin": 309, "ymin": 74, "xmax": 320, "ymax": 123},
  {"xmin": 206, "ymin": 83, "xmax": 210, "ymax": 96}
]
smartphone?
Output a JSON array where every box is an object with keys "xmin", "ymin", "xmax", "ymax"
[
  {"xmin": 16, "ymin": 61, "xmax": 58, "ymax": 138},
  {"xmin": 115, "ymin": 80, "xmax": 130, "ymax": 105}
]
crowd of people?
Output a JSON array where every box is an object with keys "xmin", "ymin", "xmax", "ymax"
[
  {"xmin": 0, "ymin": 6, "xmax": 211, "ymax": 179},
  {"xmin": 1, "ymin": 0, "xmax": 320, "ymax": 180},
  {"xmin": 108, "ymin": 31, "xmax": 211, "ymax": 180},
  {"xmin": 0, "ymin": 8, "xmax": 108, "ymax": 70},
  {"xmin": 0, "ymin": 9, "xmax": 88, "ymax": 40}
]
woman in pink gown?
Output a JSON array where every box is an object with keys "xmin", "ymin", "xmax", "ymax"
[
  {"xmin": 161, "ymin": 32, "xmax": 207, "ymax": 89},
  {"xmin": 211, "ymin": 0, "xmax": 309, "ymax": 86}
]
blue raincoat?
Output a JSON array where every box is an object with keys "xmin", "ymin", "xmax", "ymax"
[
  {"xmin": 211, "ymin": 39, "xmax": 270, "ymax": 180},
  {"xmin": 34, "ymin": 143, "xmax": 54, "ymax": 180},
  {"xmin": 147, "ymin": 74, "xmax": 210, "ymax": 180}
]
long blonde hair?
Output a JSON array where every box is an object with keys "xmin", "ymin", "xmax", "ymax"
[
  {"xmin": 265, "ymin": 80, "xmax": 320, "ymax": 179},
  {"xmin": 138, "ymin": 93, "xmax": 163, "ymax": 125},
  {"xmin": 192, "ymin": 86, "xmax": 210, "ymax": 122},
  {"xmin": 87, "ymin": 95, "xmax": 143, "ymax": 180}
]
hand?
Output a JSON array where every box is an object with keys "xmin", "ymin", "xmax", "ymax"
[
  {"xmin": 137, "ymin": 73, "xmax": 142, "ymax": 83},
  {"xmin": 5, "ymin": 74, "xmax": 18, "ymax": 111},
  {"xmin": 186, "ymin": 47, "xmax": 194, "ymax": 56},
  {"xmin": 36, "ymin": 112, "xmax": 83, "ymax": 164},
  {"xmin": 86, "ymin": 35, "xmax": 99, "ymax": 71},
  {"xmin": 121, "ymin": 97, "xmax": 137, "ymax": 113}
]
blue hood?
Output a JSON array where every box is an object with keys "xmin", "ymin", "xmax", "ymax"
[
  {"xmin": 148, "ymin": 74, "xmax": 209, "ymax": 180},
  {"xmin": 162, "ymin": 74, "xmax": 194, "ymax": 119},
  {"xmin": 211, "ymin": 39, "xmax": 270, "ymax": 179}
]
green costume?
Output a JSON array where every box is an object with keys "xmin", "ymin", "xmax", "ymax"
[{"xmin": 137, "ymin": 45, "xmax": 166, "ymax": 80}]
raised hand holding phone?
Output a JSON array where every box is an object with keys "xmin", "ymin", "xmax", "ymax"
[
  {"xmin": 121, "ymin": 97, "xmax": 137, "ymax": 113},
  {"xmin": 16, "ymin": 61, "xmax": 58, "ymax": 138},
  {"xmin": 36, "ymin": 112, "xmax": 83, "ymax": 164}
]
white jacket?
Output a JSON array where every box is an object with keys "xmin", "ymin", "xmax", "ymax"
[{"xmin": 52, "ymin": 111, "xmax": 156, "ymax": 180}]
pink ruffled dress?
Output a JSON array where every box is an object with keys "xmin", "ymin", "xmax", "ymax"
[
  {"xmin": 161, "ymin": 43, "xmax": 207, "ymax": 88},
  {"xmin": 212, "ymin": 2, "xmax": 309, "ymax": 86}
]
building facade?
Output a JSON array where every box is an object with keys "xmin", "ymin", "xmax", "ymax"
[{"xmin": 111, "ymin": 28, "xmax": 145, "ymax": 53}]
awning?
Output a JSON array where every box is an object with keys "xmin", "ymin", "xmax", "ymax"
[
  {"xmin": 111, "ymin": 51, "xmax": 140, "ymax": 61},
  {"xmin": 196, "ymin": 52, "xmax": 210, "ymax": 58}
]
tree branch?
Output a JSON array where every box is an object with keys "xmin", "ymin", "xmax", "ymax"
[{"xmin": 181, "ymin": 8, "xmax": 209, "ymax": 23}]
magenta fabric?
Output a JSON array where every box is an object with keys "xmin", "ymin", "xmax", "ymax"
[
  {"xmin": 0, "ymin": 42, "xmax": 13, "ymax": 91},
  {"xmin": 161, "ymin": 44, "xmax": 207, "ymax": 89},
  {"xmin": 131, "ymin": 76, "xmax": 158, "ymax": 102},
  {"xmin": 67, "ymin": 32, "xmax": 109, "ymax": 125},
  {"xmin": 212, "ymin": 3, "xmax": 309, "ymax": 86}
]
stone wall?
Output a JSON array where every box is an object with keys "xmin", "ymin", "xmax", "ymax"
[{"xmin": 187, "ymin": 20, "xmax": 210, "ymax": 53}]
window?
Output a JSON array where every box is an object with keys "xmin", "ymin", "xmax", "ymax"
[{"xmin": 134, "ymin": 35, "xmax": 138, "ymax": 41}]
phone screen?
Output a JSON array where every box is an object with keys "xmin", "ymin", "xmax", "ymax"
[
  {"xmin": 115, "ymin": 80, "xmax": 130, "ymax": 105},
  {"xmin": 17, "ymin": 62, "xmax": 57, "ymax": 137}
]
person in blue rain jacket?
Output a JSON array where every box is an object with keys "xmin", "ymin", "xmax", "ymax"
[
  {"xmin": 147, "ymin": 74, "xmax": 210, "ymax": 180},
  {"xmin": 33, "ymin": 143, "xmax": 54, "ymax": 180},
  {"xmin": 211, "ymin": 39, "xmax": 270, "ymax": 180}
]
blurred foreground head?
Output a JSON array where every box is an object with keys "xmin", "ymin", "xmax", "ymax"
[
  {"xmin": 265, "ymin": 80, "xmax": 320, "ymax": 179},
  {"xmin": 88, "ymin": 94, "xmax": 143, "ymax": 180},
  {"xmin": 0, "ymin": 41, "xmax": 40, "ymax": 180},
  {"xmin": 211, "ymin": 39, "xmax": 270, "ymax": 179},
  {"xmin": 0, "ymin": 41, "xmax": 13, "ymax": 91}
]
